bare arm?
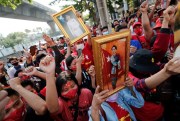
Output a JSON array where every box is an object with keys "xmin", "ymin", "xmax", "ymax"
[
  {"xmin": 34, "ymin": 71, "xmax": 46, "ymax": 80},
  {"xmin": 75, "ymin": 55, "xmax": 84, "ymax": 85},
  {"xmin": 40, "ymin": 56, "xmax": 59, "ymax": 113},
  {"xmin": 9, "ymin": 78, "xmax": 47, "ymax": 115},
  {"xmin": 91, "ymin": 86, "xmax": 109, "ymax": 121},
  {"xmin": 46, "ymin": 73, "xmax": 59, "ymax": 113},
  {"xmin": 23, "ymin": 66, "xmax": 46, "ymax": 80},
  {"xmin": 65, "ymin": 38, "xmax": 71, "ymax": 59},
  {"xmin": 141, "ymin": 1, "xmax": 154, "ymax": 42},
  {"xmin": 145, "ymin": 57, "xmax": 180, "ymax": 89}
]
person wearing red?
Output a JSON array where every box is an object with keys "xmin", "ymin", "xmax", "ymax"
[
  {"xmin": 75, "ymin": 38, "xmax": 94, "ymax": 70},
  {"xmin": 131, "ymin": 22, "xmax": 150, "ymax": 49},
  {"xmin": 150, "ymin": 6, "xmax": 175, "ymax": 63},
  {"xmin": 40, "ymin": 56, "xmax": 93, "ymax": 121},
  {"xmin": 129, "ymin": 49, "xmax": 164, "ymax": 121},
  {"xmin": 2, "ymin": 88, "xmax": 26, "ymax": 121}
]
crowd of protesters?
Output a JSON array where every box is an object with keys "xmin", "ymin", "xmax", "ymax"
[{"xmin": 0, "ymin": 0, "xmax": 180, "ymax": 121}]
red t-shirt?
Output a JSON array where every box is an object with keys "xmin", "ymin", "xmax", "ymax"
[
  {"xmin": 107, "ymin": 102, "xmax": 131, "ymax": 121},
  {"xmin": 131, "ymin": 35, "xmax": 150, "ymax": 49},
  {"xmin": 51, "ymin": 89, "xmax": 92, "ymax": 121}
]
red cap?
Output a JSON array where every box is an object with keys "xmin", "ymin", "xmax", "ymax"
[
  {"xmin": 153, "ymin": 18, "xmax": 162, "ymax": 30},
  {"xmin": 133, "ymin": 22, "xmax": 142, "ymax": 29}
]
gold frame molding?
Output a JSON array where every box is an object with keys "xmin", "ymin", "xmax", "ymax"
[
  {"xmin": 92, "ymin": 30, "xmax": 131, "ymax": 96},
  {"xmin": 52, "ymin": 6, "xmax": 90, "ymax": 44}
]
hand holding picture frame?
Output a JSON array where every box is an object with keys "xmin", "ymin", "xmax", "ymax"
[
  {"xmin": 92, "ymin": 30, "xmax": 131, "ymax": 96},
  {"xmin": 52, "ymin": 6, "xmax": 90, "ymax": 44}
]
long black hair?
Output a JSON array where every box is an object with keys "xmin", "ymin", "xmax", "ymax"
[{"xmin": 56, "ymin": 71, "xmax": 81, "ymax": 101}]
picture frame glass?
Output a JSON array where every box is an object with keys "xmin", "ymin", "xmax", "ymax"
[
  {"xmin": 56, "ymin": 10, "xmax": 86, "ymax": 40},
  {"xmin": 100, "ymin": 38, "xmax": 126, "ymax": 93},
  {"xmin": 92, "ymin": 31, "xmax": 131, "ymax": 96},
  {"xmin": 52, "ymin": 6, "xmax": 90, "ymax": 44}
]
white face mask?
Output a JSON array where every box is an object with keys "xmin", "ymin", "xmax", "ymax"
[
  {"xmin": 135, "ymin": 18, "xmax": 138, "ymax": 22},
  {"xmin": 106, "ymin": 93, "xmax": 118, "ymax": 102},
  {"xmin": 76, "ymin": 43, "xmax": 84, "ymax": 50}
]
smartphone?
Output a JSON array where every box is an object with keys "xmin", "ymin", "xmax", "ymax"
[{"xmin": 77, "ymin": 49, "xmax": 82, "ymax": 57}]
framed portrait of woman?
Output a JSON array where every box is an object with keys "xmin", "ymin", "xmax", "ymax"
[
  {"xmin": 52, "ymin": 6, "xmax": 90, "ymax": 44},
  {"xmin": 92, "ymin": 30, "xmax": 131, "ymax": 96}
]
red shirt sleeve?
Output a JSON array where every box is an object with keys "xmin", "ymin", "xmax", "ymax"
[{"xmin": 151, "ymin": 28, "xmax": 171, "ymax": 62}]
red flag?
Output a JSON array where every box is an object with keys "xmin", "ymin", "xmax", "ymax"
[{"xmin": 101, "ymin": 49, "xmax": 112, "ymax": 89}]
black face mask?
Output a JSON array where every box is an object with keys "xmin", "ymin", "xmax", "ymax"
[{"xmin": 12, "ymin": 62, "xmax": 19, "ymax": 66}]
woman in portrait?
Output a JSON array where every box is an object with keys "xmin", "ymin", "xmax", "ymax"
[{"xmin": 110, "ymin": 45, "xmax": 121, "ymax": 89}]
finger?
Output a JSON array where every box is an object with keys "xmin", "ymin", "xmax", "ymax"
[
  {"xmin": 99, "ymin": 92, "xmax": 110, "ymax": 99},
  {"xmin": 101, "ymin": 97, "xmax": 109, "ymax": 102},
  {"xmin": 99, "ymin": 90, "xmax": 109, "ymax": 96},
  {"xmin": 0, "ymin": 90, "xmax": 8, "ymax": 101},
  {"xmin": 173, "ymin": 66, "xmax": 180, "ymax": 73},
  {"xmin": 169, "ymin": 57, "xmax": 180, "ymax": 64},
  {"xmin": 95, "ymin": 85, "xmax": 100, "ymax": 94},
  {"xmin": 0, "ymin": 97, "xmax": 10, "ymax": 112}
]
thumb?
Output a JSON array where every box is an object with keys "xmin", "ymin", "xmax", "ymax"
[{"xmin": 95, "ymin": 85, "xmax": 100, "ymax": 94}]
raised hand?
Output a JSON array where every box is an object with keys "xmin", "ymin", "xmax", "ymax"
[
  {"xmin": 65, "ymin": 38, "xmax": 71, "ymax": 46},
  {"xmin": 42, "ymin": 34, "xmax": 55, "ymax": 46},
  {"xmin": 9, "ymin": 77, "xmax": 22, "ymax": 90},
  {"xmin": 92, "ymin": 86, "xmax": 109, "ymax": 109},
  {"xmin": 124, "ymin": 77, "xmax": 134, "ymax": 87},
  {"xmin": 23, "ymin": 66, "xmax": 37, "ymax": 76},
  {"xmin": 76, "ymin": 11, "xmax": 82, "ymax": 18},
  {"xmin": 39, "ymin": 55, "xmax": 55, "ymax": 74},
  {"xmin": 155, "ymin": 0, "xmax": 161, "ymax": 6},
  {"xmin": 24, "ymin": 50, "xmax": 32, "ymax": 58},
  {"xmin": 164, "ymin": 57, "xmax": 180, "ymax": 75},
  {"xmin": 140, "ymin": 0, "xmax": 148, "ymax": 13},
  {"xmin": 163, "ymin": 6, "xmax": 176, "ymax": 22},
  {"xmin": 76, "ymin": 54, "xmax": 84, "ymax": 65}
]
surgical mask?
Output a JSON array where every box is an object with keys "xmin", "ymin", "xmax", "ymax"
[
  {"xmin": 134, "ymin": 28, "xmax": 143, "ymax": 36},
  {"xmin": 102, "ymin": 31, "xmax": 109, "ymax": 35},
  {"xmin": 61, "ymin": 87, "xmax": 78, "ymax": 99},
  {"xmin": 135, "ymin": 18, "xmax": 138, "ymax": 22},
  {"xmin": 12, "ymin": 62, "xmax": 19, "ymax": 66},
  {"xmin": 106, "ymin": 93, "xmax": 118, "ymax": 102},
  {"xmin": 76, "ymin": 44, "xmax": 84, "ymax": 50}
]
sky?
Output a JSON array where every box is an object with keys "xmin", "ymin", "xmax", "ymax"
[{"xmin": 0, "ymin": 0, "xmax": 75, "ymax": 37}]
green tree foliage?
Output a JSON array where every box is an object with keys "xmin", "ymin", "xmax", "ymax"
[
  {"xmin": 0, "ymin": 0, "xmax": 32, "ymax": 10},
  {"xmin": 61, "ymin": 0, "xmax": 97, "ymax": 24},
  {"xmin": 0, "ymin": 32, "xmax": 27, "ymax": 48}
]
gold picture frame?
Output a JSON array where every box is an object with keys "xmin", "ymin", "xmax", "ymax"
[
  {"xmin": 92, "ymin": 30, "xmax": 131, "ymax": 96},
  {"xmin": 52, "ymin": 6, "xmax": 90, "ymax": 44}
]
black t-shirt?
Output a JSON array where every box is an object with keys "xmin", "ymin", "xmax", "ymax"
[{"xmin": 81, "ymin": 69, "xmax": 95, "ymax": 94}]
